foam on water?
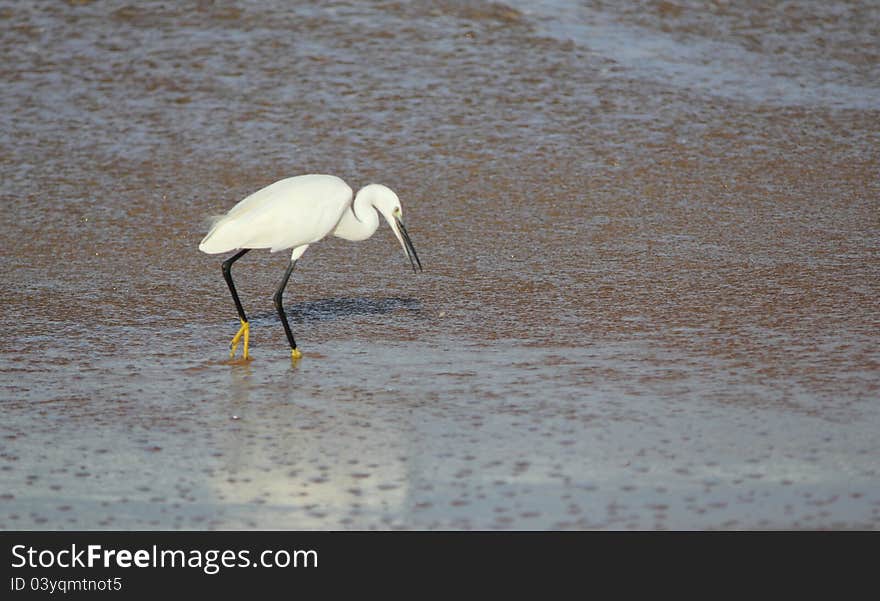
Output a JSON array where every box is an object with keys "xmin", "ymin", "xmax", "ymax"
[{"xmin": 508, "ymin": 0, "xmax": 880, "ymax": 109}]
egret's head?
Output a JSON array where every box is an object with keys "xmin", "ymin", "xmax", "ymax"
[{"xmin": 368, "ymin": 185, "xmax": 423, "ymax": 273}]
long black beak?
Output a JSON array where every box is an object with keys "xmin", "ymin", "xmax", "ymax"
[{"xmin": 396, "ymin": 217, "xmax": 423, "ymax": 273}]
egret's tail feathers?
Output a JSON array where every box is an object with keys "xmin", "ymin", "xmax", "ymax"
[
  {"xmin": 199, "ymin": 215, "xmax": 235, "ymax": 254},
  {"xmin": 203, "ymin": 214, "xmax": 227, "ymax": 230}
]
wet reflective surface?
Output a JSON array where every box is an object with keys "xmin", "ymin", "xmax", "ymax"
[{"xmin": 1, "ymin": 0, "xmax": 878, "ymax": 529}]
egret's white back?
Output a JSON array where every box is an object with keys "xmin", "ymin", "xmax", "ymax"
[{"xmin": 198, "ymin": 174, "xmax": 354, "ymax": 254}]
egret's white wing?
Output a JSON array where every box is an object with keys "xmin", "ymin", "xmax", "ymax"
[{"xmin": 199, "ymin": 174, "xmax": 352, "ymax": 254}]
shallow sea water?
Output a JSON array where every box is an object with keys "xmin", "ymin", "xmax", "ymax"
[{"xmin": 1, "ymin": 0, "xmax": 878, "ymax": 529}]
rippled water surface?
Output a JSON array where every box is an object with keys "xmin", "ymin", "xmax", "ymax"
[{"xmin": 1, "ymin": 0, "xmax": 878, "ymax": 529}]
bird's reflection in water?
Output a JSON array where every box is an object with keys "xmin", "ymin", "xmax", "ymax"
[
  {"xmin": 210, "ymin": 365, "xmax": 412, "ymax": 527},
  {"xmin": 227, "ymin": 360, "xmax": 253, "ymax": 404}
]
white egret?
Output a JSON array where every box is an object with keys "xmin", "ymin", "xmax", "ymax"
[{"xmin": 199, "ymin": 174, "xmax": 422, "ymax": 361}]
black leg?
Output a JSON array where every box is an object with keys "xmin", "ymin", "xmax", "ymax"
[
  {"xmin": 222, "ymin": 249, "xmax": 250, "ymax": 322},
  {"xmin": 273, "ymin": 260, "xmax": 298, "ymax": 350}
]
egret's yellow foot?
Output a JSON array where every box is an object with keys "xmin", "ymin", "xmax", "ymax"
[
  {"xmin": 291, "ymin": 348, "xmax": 303, "ymax": 361},
  {"xmin": 229, "ymin": 319, "xmax": 250, "ymax": 360}
]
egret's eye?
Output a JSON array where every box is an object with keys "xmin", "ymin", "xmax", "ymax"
[{"xmin": 393, "ymin": 207, "xmax": 402, "ymax": 217}]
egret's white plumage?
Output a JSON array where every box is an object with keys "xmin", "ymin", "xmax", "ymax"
[
  {"xmin": 199, "ymin": 173, "xmax": 422, "ymax": 361},
  {"xmin": 198, "ymin": 174, "xmax": 349, "ymax": 255}
]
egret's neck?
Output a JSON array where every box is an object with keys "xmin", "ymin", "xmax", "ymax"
[{"xmin": 332, "ymin": 189, "xmax": 379, "ymax": 242}]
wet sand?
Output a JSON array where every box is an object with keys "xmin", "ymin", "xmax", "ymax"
[{"xmin": 1, "ymin": 1, "xmax": 878, "ymax": 529}]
